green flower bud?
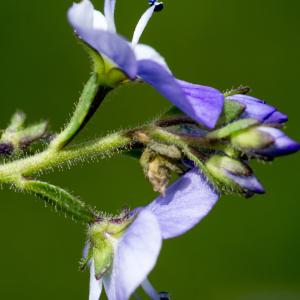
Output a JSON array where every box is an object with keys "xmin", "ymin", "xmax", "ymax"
[
  {"xmin": 205, "ymin": 155, "xmax": 264, "ymax": 197},
  {"xmin": 231, "ymin": 126, "xmax": 274, "ymax": 150}
]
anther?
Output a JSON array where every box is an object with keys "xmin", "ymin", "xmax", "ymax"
[
  {"xmin": 159, "ymin": 292, "xmax": 171, "ymax": 300},
  {"xmin": 148, "ymin": 1, "xmax": 164, "ymax": 12}
]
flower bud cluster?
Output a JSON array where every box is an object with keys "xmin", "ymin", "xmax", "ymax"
[{"xmin": 144, "ymin": 88, "xmax": 300, "ymax": 197}]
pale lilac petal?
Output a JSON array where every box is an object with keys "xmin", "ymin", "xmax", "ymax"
[
  {"xmin": 68, "ymin": 0, "xmax": 94, "ymax": 31},
  {"xmin": 104, "ymin": 0, "xmax": 116, "ymax": 32},
  {"xmin": 178, "ymin": 80, "xmax": 225, "ymax": 128},
  {"xmin": 68, "ymin": 3, "xmax": 137, "ymax": 78},
  {"xmin": 89, "ymin": 260, "xmax": 103, "ymax": 300},
  {"xmin": 147, "ymin": 168, "xmax": 220, "ymax": 239},
  {"xmin": 138, "ymin": 60, "xmax": 224, "ymax": 128},
  {"xmin": 134, "ymin": 44, "xmax": 170, "ymax": 71},
  {"xmin": 93, "ymin": 10, "xmax": 108, "ymax": 30},
  {"xmin": 227, "ymin": 95, "xmax": 276, "ymax": 122},
  {"xmin": 75, "ymin": 29, "xmax": 137, "ymax": 78},
  {"xmin": 103, "ymin": 210, "xmax": 162, "ymax": 300}
]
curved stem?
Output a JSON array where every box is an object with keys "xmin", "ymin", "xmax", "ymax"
[{"xmin": 51, "ymin": 74, "xmax": 112, "ymax": 150}]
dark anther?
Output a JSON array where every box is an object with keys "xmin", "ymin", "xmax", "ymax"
[
  {"xmin": 154, "ymin": 2, "xmax": 164, "ymax": 12},
  {"xmin": 148, "ymin": 1, "xmax": 164, "ymax": 12},
  {"xmin": 159, "ymin": 292, "xmax": 171, "ymax": 300},
  {"xmin": 0, "ymin": 142, "xmax": 13, "ymax": 156}
]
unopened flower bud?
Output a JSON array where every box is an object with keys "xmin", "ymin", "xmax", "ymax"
[
  {"xmin": 205, "ymin": 155, "xmax": 265, "ymax": 197},
  {"xmin": 231, "ymin": 126, "xmax": 300, "ymax": 159}
]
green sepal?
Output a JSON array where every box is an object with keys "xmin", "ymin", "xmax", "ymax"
[
  {"xmin": 78, "ymin": 39, "xmax": 127, "ymax": 88},
  {"xmin": 208, "ymin": 118, "xmax": 259, "ymax": 140},
  {"xmin": 106, "ymin": 68, "xmax": 128, "ymax": 87},
  {"xmin": 231, "ymin": 126, "xmax": 274, "ymax": 150},
  {"xmin": 216, "ymin": 100, "xmax": 246, "ymax": 126},
  {"xmin": 78, "ymin": 39, "xmax": 106, "ymax": 77},
  {"xmin": 21, "ymin": 180, "xmax": 96, "ymax": 223},
  {"xmin": 92, "ymin": 242, "xmax": 114, "ymax": 279}
]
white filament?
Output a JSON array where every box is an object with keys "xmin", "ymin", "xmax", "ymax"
[
  {"xmin": 141, "ymin": 279, "xmax": 160, "ymax": 300},
  {"xmin": 132, "ymin": 5, "xmax": 155, "ymax": 46}
]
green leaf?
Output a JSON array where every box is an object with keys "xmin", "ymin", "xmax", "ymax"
[{"xmin": 22, "ymin": 180, "xmax": 96, "ymax": 223}]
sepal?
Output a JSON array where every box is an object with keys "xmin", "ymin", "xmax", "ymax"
[{"xmin": 207, "ymin": 118, "xmax": 259, "ymax": 140}]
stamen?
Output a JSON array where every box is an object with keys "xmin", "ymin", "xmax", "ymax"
[
  {"xmin": 132, "ymin": 5, "xmax": 155, "ymax": 46},
  {"xmin": 149, "ymin": 1, "xmax": 164, "ymax": 12},
  {"xmin": 104, "ymin": 0, "xmax": 116, "ymax": 32},
  {"xmin": 141, "ymin": 279, "xmax": 160, "ymax": 300}
]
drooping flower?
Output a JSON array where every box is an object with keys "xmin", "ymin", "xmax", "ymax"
[
  {"xmin": 68, "ymin": 0, "xmax": 224, "ymax": 128},
  {"xmin": 85, "ymin": 168, "xmax": 219, "ymax": 300}
]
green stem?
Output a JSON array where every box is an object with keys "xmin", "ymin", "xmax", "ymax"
[
  {"xmin": 51, "ymin": 73, "xmax": 112, "ymax": 150},
  {"xmin": 0, "ymin": 131, "xmax": 132, "ymax": 184}
]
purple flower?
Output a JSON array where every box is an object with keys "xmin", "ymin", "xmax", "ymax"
[
  {"xmin": 68, "ymin": 0, "xmax": 224, "ymax": 128},
  {"xmin": 226, "ymin": 94, "xmax": 288, "ymax": 124},
  {"xmin": 87, "ymin": 168, "xmax": 219, "ymax": 300}
]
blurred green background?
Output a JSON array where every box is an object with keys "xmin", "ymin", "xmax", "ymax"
[{"xmin": 0, "ymin": 0, "xmax": 299, "ymax": 299}]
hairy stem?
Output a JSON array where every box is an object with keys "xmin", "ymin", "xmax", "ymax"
[
  {"xmin": 0, "ymin": 131, "xmax": 132, "ymax": 184},
  {"xmin": 51, "ymin": 73, "xmax": 112, "ymax": 150}
]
